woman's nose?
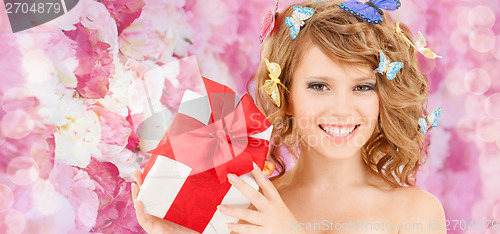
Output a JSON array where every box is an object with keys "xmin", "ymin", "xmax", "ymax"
[{"xmin": 327, "ymin": 90, "xmax": 354, "ymax": 117}]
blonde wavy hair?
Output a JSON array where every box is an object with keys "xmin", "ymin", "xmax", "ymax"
[{"xmin": 248, "ymin": 0, "xmax": 430, "ymax": 187}]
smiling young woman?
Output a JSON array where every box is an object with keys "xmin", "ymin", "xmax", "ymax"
[
  {"xmin": 232, "ymin": 0, "xmax": 446, "ymax": 233},
  {"xmin": 131, "ymin": 0, "xmax": 446, "ymax": 233}
]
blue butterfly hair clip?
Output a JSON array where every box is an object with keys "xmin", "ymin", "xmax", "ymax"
[
  {"xmin": 418, "ymin": 107, "xmax": 442, "ymax": 135},
  {"xmin": 285, "ymin": 6, "xmax": 315, "ymax": 40},
  {"xmin": 374, "ymin": 50, "xmax": 403, "ymax": 80},
  {"xmin": 339, "ymin": 0, "xmax": 401, "ymax": 24}
]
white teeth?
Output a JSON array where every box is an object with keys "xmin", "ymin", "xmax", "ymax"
[{"xmin": 321, "ymin": 125, "xmax": 356, "ymax": 137}]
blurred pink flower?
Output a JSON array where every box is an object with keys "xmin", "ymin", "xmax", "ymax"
[
  {"xmin": 64, "ymin": 23, "xmax": 115, "ymax": 99},
  {"xmin": 126, "ymin": 109, "xmax": 141, "ymax": 151},
  {"xmin": 83, "ymin": 158, "xmax": 144, "ymax": 233},
  {"xmin": 49, "ymin": 161, "xmax": 99, "ymax": 232},
  {"xmin": 161, "ymin": 56, "xmax": 205, "ymax": 112},
  {"xmin": 93, "ymin": 105, "xmax": 132, "ymax": 152},
  {"xmin": 119, "ymin": 0, "xmax": 192, "ymax": 62},
  {"xmin": 100, "ymin": 0, "xmax": 145, "ymax": 35}
]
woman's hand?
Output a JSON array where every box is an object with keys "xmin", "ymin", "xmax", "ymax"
[
  {"xmin": 131, "ymin": 170, "xmax": 200, "ymax": 234},
  {"xmin": 217, "ymin": 163, "xmax": 305, "ymax": 234}
]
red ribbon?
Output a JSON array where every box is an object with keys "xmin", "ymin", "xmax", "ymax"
[{"xmin": 148, "ymin": 77, "xmax": 270, "ymax": 183}]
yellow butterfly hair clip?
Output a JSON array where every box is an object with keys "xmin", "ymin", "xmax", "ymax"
[
  {"xmin": 415, "ymin": 31, "xmax": 442, "ymax": 59},
  {"xmin": 395, "ymin": 12, "xmax": 441, "ymax": 59},
  {"xmin": 262, "ymin": 59, "xmax": 289, "ymax": 107}
]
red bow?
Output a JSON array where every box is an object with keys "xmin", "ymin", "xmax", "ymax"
[{"xmin": 148, "ymin": 77, "xmax": 272, "ymax": 184}]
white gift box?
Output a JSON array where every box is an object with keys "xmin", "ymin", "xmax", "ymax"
[{"xmin": 137, "ymin": 89, "xmax": 273, "ymax": 233}]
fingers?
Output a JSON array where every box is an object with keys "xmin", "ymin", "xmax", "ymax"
[
  {"xmin": 134, "ymin": 199, "xmax": 154, "ymax": 232},
  {"xmin": 227, "ymin": 223, "xmax": 264, "ymax": 234},
  {"xmin": 131, "ymin": 170, "xmax": 152, "ymax": 232},
  {"xmin": 133, "ymin": 169, "xmax": 143, "ymax": 186},
  {"xmin": 217, "ymin": 205, "xmax": 265, "ymax": 226},
  {"xmin": 227, "ymin": 173, "xmax": 268, "ymax": 211},
  {"xmin": 131, "ymin": 182, "xmax": 139, "ymax": 200},
  {"xmin": 251, "ymin": 162, "xmax": 280, "ymax": 201}
]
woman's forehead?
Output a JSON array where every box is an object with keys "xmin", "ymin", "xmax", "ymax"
[{"xmin": 293, "ymin": 45, "xmax": 375, "ymax": 81}]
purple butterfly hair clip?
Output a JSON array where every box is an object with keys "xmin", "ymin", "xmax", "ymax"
[{"xmin": 339, "ymin": 0, "xmax": 401, "ymax": 24}]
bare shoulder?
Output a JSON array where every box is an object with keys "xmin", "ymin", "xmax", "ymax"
[
  {"xmin": 394, "ymin": 187, "xmax": 445, "ymax": 215},
  {"xmin": 393, "ymin": 187, "xmax": 447, "ymax": 233}
]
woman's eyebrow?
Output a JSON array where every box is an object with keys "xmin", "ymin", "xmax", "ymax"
[
  {"xmin": 353, "ymin": 77, "xmax": 377, "ymax": 82},
  {"xmin": 304, "ymin": 76, "xmax": 332, "ymax": 81},
  {"xmin": 304, "ymin": 76, "xmax": 376, "ymax": 82}
]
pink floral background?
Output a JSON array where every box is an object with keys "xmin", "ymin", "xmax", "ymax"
[{"xmin": 0, "ymin": 0, "xmax": 499, "ymax": 233}]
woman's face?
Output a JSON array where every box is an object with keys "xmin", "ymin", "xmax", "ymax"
[{"xmin": 288, "ymin": 45, "xmax": 379, "ymax": 159}]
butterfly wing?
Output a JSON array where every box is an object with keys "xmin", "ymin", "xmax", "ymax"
[
  {"xmin": 265, "ymin": 59, "xmax": 281, "ymax": 80},
  {"xmin": 416, "ymin": 31, "xmax": 442, "ymax": 59},
  {"xmin": 418, "ymin": 118, "xmax": 428, "ymax": 135},
  {"xmin": 386, "ymin": 62, "xmax": 404, "ymax": 80},
  {"xmin": 427, "ymin": 107, "xmax": 441, "ymax": 128},
  {"xmin": 260, "ymin": 11, "xmax": 275, "ymax": 43},
  {"xmin": 339, "ymin": 0, "xmax": 383, "ymax": 24},
  {"xmin": 260, "ymin": 0, "xmax": 279, "ymax": 43},
  {"xmin": 371, "ymin": 0, "xmax": 401, "ymax": 11},
  {"xmin": 294, "ymin": 6, "xmax": 315, "ymax": 21},
  {"xmin": 434, "ymin": 107, "xmax": 442, "ymax": 117},
  {"xmin": 416, "ymin": 31, "xmax": 427, "ymax": 48},
  {"xmin": 285, "ymin": 17, "xmax": 300, "ymax": 40},
  {"xmin": 418, "ymin": 48, "xmax": 442, "ymax": 59},
  {"xmin": 262, "ymin": 80, "xmax": 280, "ymax": 107},
  {"xmin": 374, "ymin": 50, "xmax": 388, "ymax": 74}
]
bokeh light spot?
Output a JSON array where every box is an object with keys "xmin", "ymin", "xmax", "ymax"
[
  {"xmin": 32, "ymin": 180, "xmax": 63, "ymax": 216},
  {"xmin": 481, "ymin": 61, "xmax": 500, "ymax": 88},
  {"xmin": 492, "ymin": 35, "xmax": 500, "ymax": 61},
  {"xmin": 0, "ymin": 87, "xmax": 36, "ymax": 113},
  {"xmin": 469, "ymin": 28, "xmax": 496, "ymax": 53},
  {"xmin": 445, "ymin": 68, "xmax": 468, "ymax": 95},
  {"xmin": 7, "ymin": 157, "xmax": 39, "ymax": 186},
  {"xmin": 0, "ymin": 209, "xmax": 26, "ymax": 234},
  {"xmin": 485, "ymin": 93, "xmax": 500, "ymax": 119},
  {"xmin": 468, "ymin": 5, "xmax": 495, "ymax": 29},
  {"xmin": 464, "ymin": 68, "xmax": 491, "ymax": 95},
  {"xmin": 0, "ymin": 109, "xmax": 34, "ymax": 139},
  {"xmin": 0, "ymin": 185, "xmax": 14, "ymax": 211},
  {"xmin": 472, "ymin": 199, "xmax": 491, "ymax": 220},
  {"xmin": 465, "ymin": 95, "xmax": 486, "ymax": 117},
  {"xmin": 475, "ymin": 117, "xmax": 500, "ymax": 142}
]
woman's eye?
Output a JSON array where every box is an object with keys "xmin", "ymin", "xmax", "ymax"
[
  {"xmin": 354, "ymin": 84, "xmax": 375, "ymax": 92},
  {"xmin": 308, "ymin": 82, "xmax": 329, "ymax": 92}
]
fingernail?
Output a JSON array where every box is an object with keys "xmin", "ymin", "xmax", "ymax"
[
  {"xmin": 227, "ymin": 173, "xmax": 238, "ymax": 183},
  {"xmin": 227, "ymin": 223, "xmax": 234, "ymax": 229},
  {"xmin": 217, "ymin": 205, "xmax": 226, "ymax": 211}
]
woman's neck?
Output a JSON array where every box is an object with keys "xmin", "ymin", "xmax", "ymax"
[{"xmin": 284, "ymin": 145, "xmax": 377, "ymax": 191}]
